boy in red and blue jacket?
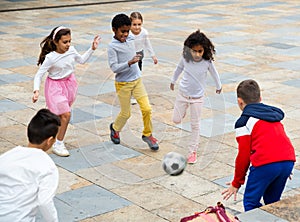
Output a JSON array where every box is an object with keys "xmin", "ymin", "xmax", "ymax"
[{"xmin": 222, "ymin": 79, "xmax": 295, "ymax": 211}]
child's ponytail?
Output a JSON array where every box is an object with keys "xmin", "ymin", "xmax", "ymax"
[{"xmin": 37, "ymin": 35, "xmax": 56, "ymax": 65}]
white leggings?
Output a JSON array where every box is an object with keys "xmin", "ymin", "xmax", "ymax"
[{"xmin": 172, "ymin": 92, "xmax": 204, "ymax": 153}]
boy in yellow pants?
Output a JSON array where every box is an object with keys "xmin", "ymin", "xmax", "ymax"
[{"xmin": 107, "ymin": 13, "xmax": 159, "ymax": 151}]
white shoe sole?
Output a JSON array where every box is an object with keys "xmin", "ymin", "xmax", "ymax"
[{"xmin": 52, "ymin": 149, "xmax": 70, "ymax": 157}]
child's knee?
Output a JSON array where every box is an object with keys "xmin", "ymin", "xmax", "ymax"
[
  {"xmin": 172, "ymin": 116, "xmax": 181, "ymax": 124},
  {"xmin": 60, "ymin": 112, "xmax": 71, "ymax": 121},
  {"xmin": 120, "ymin": 111, "xmax": 131, "ymax": 120},
  {"xmin": 141, "ymin": 106, "xmax": 152, "ymax": 116}
]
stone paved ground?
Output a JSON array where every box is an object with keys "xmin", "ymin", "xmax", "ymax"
[{"xmin": 0, "ymin": 0, "xmax": 299, "ymax": 221}]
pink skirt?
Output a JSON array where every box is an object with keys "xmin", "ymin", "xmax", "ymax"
[{"xmin": 45, "ymin": 74, "xmax": 78, "ymax": 115}]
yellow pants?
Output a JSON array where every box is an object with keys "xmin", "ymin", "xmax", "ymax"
[{"xmin": 113, "ymin": 78, "xmax": 152, "ymax": 137}]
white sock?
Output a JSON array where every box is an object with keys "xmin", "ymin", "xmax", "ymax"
[{"xmin": 56, "ymin": 139, "xmax": 64, "ymax": 145}]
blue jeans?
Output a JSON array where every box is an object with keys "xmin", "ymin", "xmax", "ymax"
[{"xmin": 244, "ymin": 161, "xmax": 294, "ymax": 211}]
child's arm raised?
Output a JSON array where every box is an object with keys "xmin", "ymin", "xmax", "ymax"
[{"xmin": 92, "ymin": 35, "xmax": 101, "ymax": 50}]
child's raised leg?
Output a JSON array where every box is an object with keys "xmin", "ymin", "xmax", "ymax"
[{"xmin": 172, "ymin": 93, "xmax": 188, "ymax": 124}]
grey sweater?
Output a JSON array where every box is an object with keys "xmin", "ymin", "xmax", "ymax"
[{"xmin": 108, "ymin": 35, "xmax": 141, "ymax": 82}]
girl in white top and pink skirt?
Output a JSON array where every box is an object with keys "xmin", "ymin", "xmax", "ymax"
[
  {"xmin": 32, "ymin": 26, "xmax": 100, "ymax": 157},
  {"xmin": 170, "ymin": 30, "xmax": 222, "ymax": 164}
]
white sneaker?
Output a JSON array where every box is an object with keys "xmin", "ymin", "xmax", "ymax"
[{"xmin": 52, "ymin": 142, "xmax": 70, "ymax": 157}]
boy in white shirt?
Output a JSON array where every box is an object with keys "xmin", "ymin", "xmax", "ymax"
[{"xmin": 0, "ymin": 109, "xmax": 60, "ymax": 222}]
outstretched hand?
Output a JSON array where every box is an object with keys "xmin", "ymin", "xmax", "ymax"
[
  {"xmin": 221, "ymin": 182, "xmax": 238, "ymax": 201},
  {"xmin": 92, "ymin": 35, "xmax": 101, "ymax": 50}
]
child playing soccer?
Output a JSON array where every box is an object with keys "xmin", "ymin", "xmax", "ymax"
[
  {"xmin": 0, "ymin": 109, "xmax": 61, "ymax": 221},
  {"xmin": 108, "ymin": 13, "xmax": 159, "ymax": 151},
  {"xmin": 32, "ymin": 26, "xmax": 100, "ymax": 157},
  {"xmin": 170, "ymin": 30, "xmax": 222, "ymax": 164},
  {"xmin": 222, "ymin": 79, "xmax": 295, "ymax": 211}
]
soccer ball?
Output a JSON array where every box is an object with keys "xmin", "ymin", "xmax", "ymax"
[{"xmin": 162, "ymin": 152, "xmax": 187, "ymax": 176}]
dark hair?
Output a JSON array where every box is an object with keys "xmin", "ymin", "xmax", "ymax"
[
  {"xmin": 237, "ymin": 79, "xmax": 261, "ymax": 104},
  {"xmin": 130, "ymin": 11, "xmax": 143, "ymax": 22},
  {"xmin": 111, "ymin": 13, "xmax": 131, "ymax": 29},
  {"xmin": 37, "ymin": 26, "xmax": 71, "ymax": 65},
  {"xmin": 27, "ymin": 109, "xmax": 61, "ymax": 144},
  {"xmin": 183, "ymin": 30, "xmax": 215, "ymax": 62}
]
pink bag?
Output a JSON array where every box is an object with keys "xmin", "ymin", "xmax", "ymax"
[{"xmin": 180, "ymin": 202, "xmax": 240, "ymax": 222}]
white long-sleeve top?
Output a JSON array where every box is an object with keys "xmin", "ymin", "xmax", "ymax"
[
  {"xmin": 0, "ymin": 146, "xmax": 59, "ymax": 222},
  {"xmin": 108, "ymin": 35, "xmax": 141, "ymax": 82},
  {"xmin": 131, "ymin": 27, "xmax": 155, "ymax": 56},
  {"xmin": 171, "ymin": 57, "xmax": 222, "ymax": 98},
  {"xmin": 33, "ymin": 46, "xmax": 94, "ymax": 91}
]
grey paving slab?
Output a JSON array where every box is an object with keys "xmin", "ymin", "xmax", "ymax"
[
  {"xmin": 204, "ymin": 93, "xmax": 237, "ymax": 110},
  {"xmin": 70, "ymin": 108, "xmax": 102, "ymax": 124},
  {"xmin": 219, "ymin": 58, "xmax": 255, "ymax": 67},
  {"xmin": 76, "ymin": 103, "xmax": 119, "ymax": 118},
  {"xmin": 0, "ymin": 58, "xmax": 36, "ymax": 68},
  {"xmin": 0, "ymin": 21, "xmax": 17, "ymax": 26},
  {"xmin": 205, "ymin": 25, "xmax": 245, "ymax": 33},
  {"xmin": 282, "ymin": 78, "xmax": 300, "ymax": 88},
  {"xmin": 212, "ymin": 73, "xmax": 248, "ymax": 85},
  {"xmin": 177, "ymin": 113, "xmax": 236, "ymax": 137},
  {"xmin": 77, "ymin": 81, "xmax": 115, "ymax": 96},
  {"xmin": 237, "ymin": 208, "xmax": 288, "ymax": 222},
  {"xmin": 272, "ymin": 60, "xmax": 300, "ymax": 71},
  {"xmin": 18, "ymin": 33, "xmax": 44, "ymax": 39},
  {"xmin": 213, "ymin": 174, "xmax": 246, "ymax": 195},
  {"xmin": 54, "ymin": 184, "xmax": 132, "ymax": 221},
  {"xmin": 246, "ymin": 10, "xmax": 277, "ymax": 16},
  {"xmin": 244, "ymin": 2, "xmax": 285, "ymax": 8},
  {"xmin": 0, "ymin": 79, "xmax": 7, "ymax": 85},
  {"xmin": 0, "ymin": 99, "xmax": 27, "ymax": 113},
  {"xmin": 269, "ymin": 27, "xmax": 300, "ymax": 35},
  {"xmin": 216, "ymin": 45, "xmax": 249, "ymax": 55},
  {"xmin": 50, "ymin": 142, "xmax": 141, "ymax": 172},
  {"xmin": 0, "ymin": 73, "xmax": 32, "ymax": 84},
  {"xmin": 212, "ymin": 35, "xmax": 250, "ymax": 44}
]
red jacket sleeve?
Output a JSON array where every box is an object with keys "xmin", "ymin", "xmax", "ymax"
[{"xmin": 232, "ymin": 134, "xmax": 251, "ymax": 188}]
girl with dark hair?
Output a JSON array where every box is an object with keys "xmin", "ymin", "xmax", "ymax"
[
  {"xmin": 170, "ymin": 30, "xmax": 222, "ymax": 164},
  {"xmin": 32, "ymin": 26, "xmax": 100, "ymax": 156}
]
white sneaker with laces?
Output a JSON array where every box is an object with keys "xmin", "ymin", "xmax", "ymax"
[{"xmin": 52, "ymin": 142, "xmax": 70, "ymax": 157}]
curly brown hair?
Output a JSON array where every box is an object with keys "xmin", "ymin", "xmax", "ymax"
[{"xmin": 183, "ymin": 30, "xmax": 215, "ymax": 62}]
